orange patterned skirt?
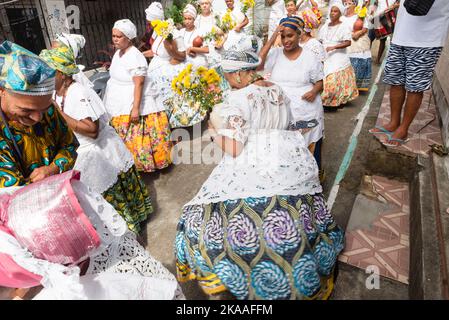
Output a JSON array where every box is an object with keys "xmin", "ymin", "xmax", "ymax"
[
  {"xmin": 110, "ymin": 111, "xmax": 173, "ymax": 173},
  {"xmin": 321, "ymin": 66, "xmax": 359, "ymax": 108}
]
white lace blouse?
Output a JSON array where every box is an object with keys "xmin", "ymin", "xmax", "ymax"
[{"xmin": 187, "ymin": 84, "xmax": 322, "ymax": 206}]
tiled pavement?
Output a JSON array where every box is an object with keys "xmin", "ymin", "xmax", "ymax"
[
  {"xmin": 339, "ymin": 176, "xmax": 410, "ymax": 284},
  {"xmin": 374, "ymin": 90, "xmax": 443, "ymax": 157}
]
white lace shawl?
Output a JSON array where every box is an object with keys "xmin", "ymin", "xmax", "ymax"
[{"xmin": 187, "ymin": 84, "xmax": 322, "ymax": 206}]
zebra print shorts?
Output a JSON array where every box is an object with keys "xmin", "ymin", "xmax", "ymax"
[{"xmin": 383, "ymin": 44, "xmax": 443, "ymax": 92}]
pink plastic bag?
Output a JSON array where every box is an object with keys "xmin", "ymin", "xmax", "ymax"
[{"xmin": 1, "ymin": 170, "xmax": 100, "ymax": 266}]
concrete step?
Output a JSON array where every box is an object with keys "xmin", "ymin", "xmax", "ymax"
[{"xmin": 409, "ymin": 153, "xmax": 449, "ymax": 299}]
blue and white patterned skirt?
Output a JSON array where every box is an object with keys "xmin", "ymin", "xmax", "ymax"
[{"xmin": 175, "ymin": 193, "xmax": 345, "ymax": 300}]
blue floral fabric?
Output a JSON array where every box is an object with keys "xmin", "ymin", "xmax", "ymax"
[{"xmin": 175, "ymin": 193, "xmax": 345, "ymax": 300}]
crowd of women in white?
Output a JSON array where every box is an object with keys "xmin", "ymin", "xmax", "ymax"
[{"xmin": 1, "ymin": 0, "xmax": 395, "ymax": 300}]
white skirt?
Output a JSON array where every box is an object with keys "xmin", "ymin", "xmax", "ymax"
[{"xmin": 74, "ymin": 124, "xmax": 135, "ymax": 194}]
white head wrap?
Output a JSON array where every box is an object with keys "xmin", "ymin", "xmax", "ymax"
[
  {"xmin": 113, "ymin": 19, "xmax": 137, "ymax": 40},
  {"xmin": 145, "ymin": 2, "xmax": 165, "ymax": 21},
  {"xmin": 183, "ymin": 4, "xmax": 198, "ymax": 19},
  {"xmin": 56, "ymin": 33, "xmax": 86, "ymax": 59},
  {"xmin": 331, "ymin": 3, "xmax": 346, "ymax": 15}
]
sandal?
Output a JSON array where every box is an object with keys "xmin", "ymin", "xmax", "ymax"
[
  {"xmin": 383, "ymin": 137, "xmax": 409, "ymax": 147},
  {"xmin": 369, "ymin": 125, "xmax": 393, "ymax": 136}
]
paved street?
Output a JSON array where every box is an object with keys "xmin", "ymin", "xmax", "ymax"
[{"xmin": 139, "ymin": 43, "xmax": 410, "ymax": 300}]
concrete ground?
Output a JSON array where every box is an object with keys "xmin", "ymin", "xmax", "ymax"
[{"xmin": 139, "ymin": 40, "xmax": 401, "ymax": 300}]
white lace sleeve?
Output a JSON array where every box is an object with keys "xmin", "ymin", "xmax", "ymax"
[
  {"xmin": 217, "ymin": 101, "xmax": 249, "ymax": 144},
  {"xmin": 219, "ymin": 115, "xmax": 248, "ymax": 143},
  {"xmin": 126, "ymin": 48, "xmax": 148, "ymax": 77},
  {"xmin": 129, "ymin": 66, "xmax": 147, "ymax": 77},
  {"xmin": 309, "ymin": 40, "xmax": 327, "ymax": 64},
  {"xmin": 66, "ymin": 85, "xmax": 105, "ymax": 122}
]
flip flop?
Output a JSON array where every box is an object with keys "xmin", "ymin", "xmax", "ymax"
[
  {"xmin": 383, "ymin": 137, "xmax": 409, "ymax": 147},
  {"xmin": 369, "ymin": 125, "xmax": 393, "ymax": 135}
]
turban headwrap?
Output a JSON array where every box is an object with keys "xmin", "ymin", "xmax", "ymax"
[
  {"xmin": 113, "ymin": 19, "xmax": 137, "ymax": 40},
  {"xmin": 40, "ymin": 44, "xmax": 79, "ymax": 76},
  {"xmin": 221, "ymin": 51, "xmax": 260, "ymax": 73},
  {"xmin": 56, "ymin": 33, "xmax": 86, "ymax": 60},
  {"xmin": 0, "ymin": 41, "xmax": 55, "ymax": 96},
  {"xmin": 279, "ymin": 16, "xmax": 305, "ymax": 31},
  {"xmin": 145, "ymin": 2, "xmax": 165, "ymax": 22},
  {"xmin": 331, "ymin": 3, "xmax": 346, "ymax": 15},
  {"xmin": 183, "ymin": 4, "xmax": 198, "ymax": 19}
]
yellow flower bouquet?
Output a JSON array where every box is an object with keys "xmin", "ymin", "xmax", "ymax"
[
  {"xmin": 151, "ymin": 19, "xmax": 175, "ymax": 40},
  {"xmin": 166, "ymin": 64, "xmax": 223, "ymax": 127},
  {"xmin": 355, "ymin": 6, "xmax": 368, "ymax": 19},
  {"xmin": 218, "ymin": 9, "xmax": 237, "ymax": 33},
  {"xmin": 203, "ymin": 26, "xmax": 226, "ymax": 48},
  {"xmin": 240, "ymin": 0, "xmax": 255, "ymax": 14}
]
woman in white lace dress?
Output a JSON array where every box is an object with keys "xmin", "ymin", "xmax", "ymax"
[
  {"xmin": 40, "ymin": 34, "xmax": 153, "ymax": 234},
  {"xmin": 0, "ymin": 178, "xmax": 184, "ymax": 300},
  {"xmin": 259, "ymin": 17, "xmax": 325, "ymax": 175},
  {"xmin": 175, "ymin": 44, "xmax": 344, "ymax": 300}
]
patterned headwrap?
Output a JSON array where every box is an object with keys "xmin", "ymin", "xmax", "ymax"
[
  {"xmin": 40, "ymin": 44, "xmax": 79, "ymax": 76},
  {"xmin": 56, "ymin": 33, "xmax": 85, "ymax": 59},
  {"xmin": 0, "ymin": 41, "xmax": 55, "ymax": 96},
  {"xmin": 279, "ymin": 16, "xmax": 305, "ymax": 32},
  {"xmin": 221, "ymin": 50, "xmax": 261, "ymax": 73}
]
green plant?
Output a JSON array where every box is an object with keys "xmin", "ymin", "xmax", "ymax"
[{"xmin": 164, "ymin": 0, "xmax": 200, "ymax": 26}]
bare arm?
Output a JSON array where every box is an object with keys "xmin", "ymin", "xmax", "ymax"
[
  {"xmin": 309, "ymin": 0, "xmax": 319, "ymax": 8},
  {"xmin": 326, "ymin": 39, "xmax": 351, "ymax": 52},
  {"xmin": 188, "ymin": 46, "xmax": 210, "ymax": 55},
  {"xmin": 131, "ymin": 76, "xmax": 145, "ymax": 122},
  {"xmin": 60, "ymin": 112, "xmax": 100, "ymax": 139},
  {"xmin": 52, "ymin": 99, "xmax": 100, "ymax": 139},
  {"xmin": 257, "ymin": 26, "xmax": 283, "ymax": 71},
  {"xmin": 234, "ymin": 15, "xmax": 249, "ymax": 32},
  {"xmin": 302, "ymin": 80, "xmax": 323, "ymax": 102},
  {"xmin": 208, "ymin": 128, "xmax": 244, "ymax": 157},
  {"xmin": 296, "ymin": 0, "xmax": 305, "ymax": 10},
  {"xmin": 352, "ymin": 28, "xmax": 368, "ymax": 41},
  {"xmin": 164, "ymin": 39, "xmax": 186, "ymax": 61}
]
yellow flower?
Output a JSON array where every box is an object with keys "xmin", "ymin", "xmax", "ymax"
[
  {"xmin": 180, "ymin": 114, "xmax": 189, "ymax": 125},
  {"xmin": 355, "ymin": 6, "xmax": 368, "ymax": 19}
]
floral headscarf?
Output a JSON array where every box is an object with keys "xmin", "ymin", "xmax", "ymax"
[
  {"xmin": 40, "ymin": 44, "xmax": 79, "ymax": 76},
  {"xmin": 0, "ymin": 41, "xmax": 55, "ymax": 96}
]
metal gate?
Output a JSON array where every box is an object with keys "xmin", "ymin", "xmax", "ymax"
[
  {"xmin": 0, "ymin": 0, "xmax": 50, "ymax": 54},
  {"xmin": 66, "ymin": 0, "xmax": 154, "ymax": 69}
]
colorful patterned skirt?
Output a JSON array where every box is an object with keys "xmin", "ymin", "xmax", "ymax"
[
  {"xmin": 350, "ymin": 57, "xmax": 372, "ymax": 92},
  {"xmin": 321, "ymin": 66, "xmax": 359, "ymax": 108},
  {"xmin": 110, "ymin": 111, "xmax": 172, "ymax": 173},
  {"xmin": 175, "ymin": 194, "xmax": 345, "ymax": 300},
  {"xmin": 102, "ymin": 165, "xmax": 153, "ymax": 234}
]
